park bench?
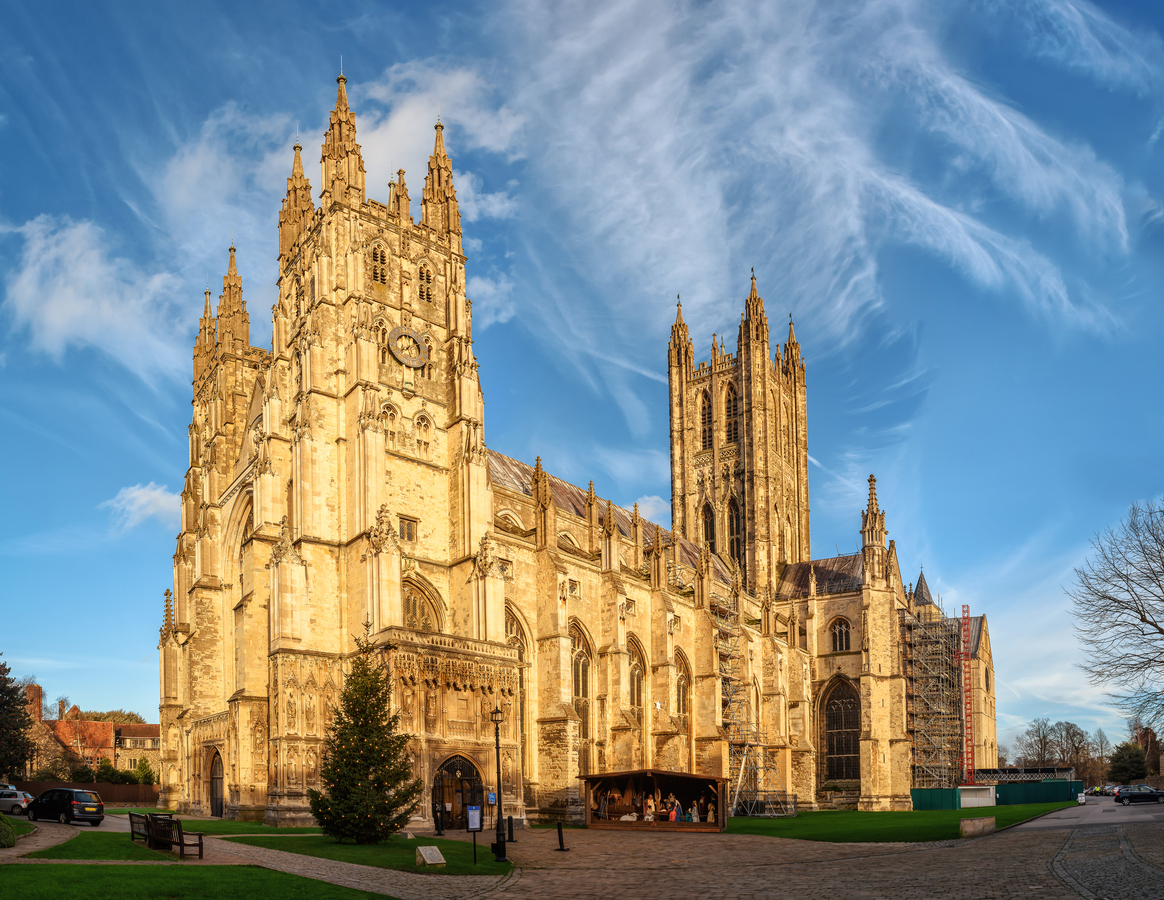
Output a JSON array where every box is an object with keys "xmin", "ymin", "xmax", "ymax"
[{"xmin": 128, "ymin": 812, "xmax": 205, "ymax": 859}]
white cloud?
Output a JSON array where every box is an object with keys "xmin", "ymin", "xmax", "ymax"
[
  {"xmin": 2, "ymin": 215, "xmax": 187, "ymax": 382},
  {"xmin": 633, "ymin": 494, "xmax": 671, "ymax": 526},
  {"xmin": 100, "ymin": 482, "xmax": 180, "ymax": 531},
  {"xmin": 454, "ymin": 170, "xmax": 518, "ymax": 222},
  {"xmin": 467, "ymin": 274, "xmax": 516, "ymax": 329}
]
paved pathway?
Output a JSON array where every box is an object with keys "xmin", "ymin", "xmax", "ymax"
[{"xmin": 6, "ymin": 810, "xmax": 1164, "ymax": 898}]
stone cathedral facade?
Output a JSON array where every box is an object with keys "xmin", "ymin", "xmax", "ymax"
[{"xmin": 158, "ymin": 75, "xmax": 996, "ymax": 824}]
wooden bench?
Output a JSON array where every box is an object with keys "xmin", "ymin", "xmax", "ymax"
[
  {"xmin": 128, "ymin": 812, "xmax": 151, "ymax": 844},
  {"xmin": 136, "ymin": 813, "xmax": 205, "ymax": 859}
]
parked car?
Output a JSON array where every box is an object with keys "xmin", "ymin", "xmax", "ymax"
[
  {"xmin": 1112, "ymin": 784, "xmax": 1164, "ymax": 805},
  {"xmin": 0, "ymin": 789, "xmax": 33, "ymax": 815},
  {"xmin": 26, "ymin": 788, "xmax": 104, "ymax": 825}
]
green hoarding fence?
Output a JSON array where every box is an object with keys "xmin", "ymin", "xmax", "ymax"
[
  {"xmin": 911, "ymin": 781, "xmax": 1082, "ymax": 810},
  {"xmin": 910, "ymin": 788, "xmax": 960, "ymax": 810}
]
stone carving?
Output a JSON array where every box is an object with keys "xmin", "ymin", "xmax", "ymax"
[
  {"xmin": 286, "ymin": 693, "xmax": 297, "ymax": 732},
  {"xmin": 474, "ymin": 533, "xmax": 501, "ymax": 579},
  {"xmin": 268, "ymin": 516, "xmax": 302, "ymax": 568},
  {"xmin": 253, "ymin": 722, "xmax": 265, "ymax": 755},
  {"xmin": 365, "ymin": 504, "xmax": 399, "ymax": 557},
  {"xmin": 305, "ymin": 694, "xmax": 316, "ymax": 733}
]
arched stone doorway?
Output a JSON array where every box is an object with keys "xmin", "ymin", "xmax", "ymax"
[
  {"xmin": 822, "ymin": 681, "xmax": 860, "ymax": 782},
  {"xmin": 209, "ymin": 752, "xmax": 224, "ymax": 818},
  {"xmin": 431, "ymin": 755, "xmax": 483, "ymax": 830}
]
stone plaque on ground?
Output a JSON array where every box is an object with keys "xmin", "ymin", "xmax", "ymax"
[{"xmin": 416, "ymin": 846, "xmax": 446, "ymax": 867}]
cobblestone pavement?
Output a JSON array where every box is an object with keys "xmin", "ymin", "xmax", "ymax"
[{"xmin": 1051, "ymin": 824, "xmax": 1164, "ymax": 900}]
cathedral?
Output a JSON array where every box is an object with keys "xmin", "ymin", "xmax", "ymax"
[{"xmin": 158, "ymin": 74, "xmax": 997, "ymax": 825}]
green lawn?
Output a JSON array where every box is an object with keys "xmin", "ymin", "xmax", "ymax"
[
  {"xmin": 106, "ymin": 807, "xmax": 176, "ymax": 816},
  {"xmin": 0, "ymin": 865, "xmax": 399, "ymax": 899},
  {"xmin": 10, "ymin": 817, "xmax": 34, "ymax": 837},
  {"xmin": 26, "ymin": 831, "xmax": 175, "ymax": 861},
  {"xmin": 726, "ymin": 801, "xmax": 1076, "ymax": 842},
  {"xmin": 177, "ymin": 817, "xmax": 322, "ymax": 835},
  {"xmin": 225, "ymin": 833, "xmax": 512, "ymax": 876}
]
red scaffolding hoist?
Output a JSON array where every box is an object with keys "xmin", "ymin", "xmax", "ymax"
[{"xmin": 961, "ymin": 604, "xmax": 975, "ymax": 785}]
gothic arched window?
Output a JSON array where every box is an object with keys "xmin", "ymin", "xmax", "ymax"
[
  {"xmin": 832, "ymin": 618, "xmax": 851, "ymax": 652},
  {"xmin": 403, "ymin": 584, "xmax": 438, "ymax": 632},
  {"xmin": 416, "ymin": 415, "xmax": 432, "ymax": 461},
  {"xmin": 418, "ymin": 264, "xmax": 434, "ymax": 303},
  {"xmin": 371, "ymin": 246, "xmax": 388, "ymax": 285},
  {"xmin": 725, "ymin": 384, "xmax": 740, "ymax": 444},
  {"xmin": 702, "ymin": 504, "xmax": 716, "ymax": 555},
  {"xmin": 628, "ymin": 639, "xmax": 646, "ymax": 720},
  {"xmin": 506, "ymin": 609, "xmax": 529, "ymax": 772},
  {"xmin": 824, "ymin": 682, "xmax": 861, "ymax": 781},
  {"xmin": 570, "ymin": 623, "xmax": 591, "ymax": 737},
  {"xmin": 700, "ymin": 390, "xmax": 713, "ymax": 450},
  {"xmin": 676, "ymin": 651, "xmax": 691, "ymax": 718},
  {"xmin": 728, "ymin": 499, "xmax": 744, "ymax": 578}
]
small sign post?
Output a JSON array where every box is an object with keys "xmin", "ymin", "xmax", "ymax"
[{"xmin": 467, "ymin": 804, "xmax": 483, "ymax": 865}]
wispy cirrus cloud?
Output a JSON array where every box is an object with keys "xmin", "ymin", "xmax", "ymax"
[{"xmin": 100, "ymin": 482, "xmax": 181, "ymax": 531}]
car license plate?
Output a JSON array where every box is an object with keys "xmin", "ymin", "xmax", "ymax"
[{"xmin": 84, "ymin": 807, "xmax": 96, "ymax": 812}]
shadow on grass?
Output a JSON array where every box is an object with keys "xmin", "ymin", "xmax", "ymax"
[
  {"xmin": 0, "ymin": 864, "xmax": 398, "ymax": 899},
  {"xmin": 726, "ymin": 802, "xmax": 1076, "ymax": 842},
  {"xmin": 225, "ymin": 833, "xmax": 512, "ymax": 876},
  {"xmin": 26, "ymin": 831, "xmax": 174, "ymax": 861},
  {"xmin": 176, "ymin": 818, "xmax": 322, "ymax": 835}
]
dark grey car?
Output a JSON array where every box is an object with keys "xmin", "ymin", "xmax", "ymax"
[{"xmin": 27, "ymin": 788, "xmax": 104, "ymax": 825}]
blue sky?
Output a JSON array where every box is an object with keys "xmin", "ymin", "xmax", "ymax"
[{"xmin": 2, "ymin": 0, "xmax": 1161, "ymax": 751}]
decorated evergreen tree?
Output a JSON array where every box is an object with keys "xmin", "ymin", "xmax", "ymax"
[{"xmin": 309, "ymin": 630, "xmax": 421, "ymax": 843}]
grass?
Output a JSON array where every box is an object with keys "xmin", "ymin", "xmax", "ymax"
[
  {"xmin": 225, "ymin": 833, "xmax": 512, "ymax": 876},
  {"xmin": 26, "ymin": 831, "xmax": 174, "ymax": 861},
  {"xmin": 10, "ymin": 817, "xmax": 34, "ymax": 837},
  {"xmin": 725, "ymin": 801, "xmax": 1076, "ymax": 843},
  {"xmin": 106, "ymin": 807, "xmax": 176, "ymax": 816},
  {"xmin": 0, "ymin": 864, "xmax": 399, "ymax": 899},
  {"xmin": 176, "ymin": 818, "xmax": 322, "ymax": 835}
]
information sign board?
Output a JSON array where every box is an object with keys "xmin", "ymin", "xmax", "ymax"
[{"xmin": 467, "ymin": 805, "xmax": 483, "ymax": 832}]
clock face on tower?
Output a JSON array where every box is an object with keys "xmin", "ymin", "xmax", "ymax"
[{"xmin": 388, "ymin": 325, "xmax": 430, "ymax": 368}]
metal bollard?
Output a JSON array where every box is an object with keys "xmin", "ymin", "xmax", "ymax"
[
  {"xmin": 508, "ymin": 814, "xmax": 516, "ymax": 843},
  {"xmin": 555, "ymin": 818, "xmax": 569, "ymax": 851}
]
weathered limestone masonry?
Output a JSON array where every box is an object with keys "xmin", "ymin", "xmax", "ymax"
[{"xmin": 159, "ymin": 73, "xmax": 997, "ymax": 825}]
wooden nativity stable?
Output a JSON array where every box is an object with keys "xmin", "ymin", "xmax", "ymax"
[{"xmin": 580, "ymin": 769, "xmax": 729, "ymax": 832}]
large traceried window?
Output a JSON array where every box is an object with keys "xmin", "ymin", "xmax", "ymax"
[
  {"xmin": 505, "ymin": 609, "xmax": 529, "ymax": 779},
  {"xmin": 824, "ymin": 682, "xmax": 861, "ymax": 781},
  {"xmin": 832, "ymin": 618, "xmax": 851, "ymax": 652},
  {"xmin": 702, "ymin": 504, "xmax": 717, "ymax": 555},
  {"xmin": 676, "ymin": 651, "xmax": 691, "ymax": 718},
  {"xmin": 628, "ymin": 639, "xmax": 646, "ymax": 722},
  {"xmin": 570, "ymin": 623, "xmax": 592, "ymax": 774},
  {"xmin": 725, "ymin": 384, "xmax": 740, "ymax": 443},
  {"xmin": 418, "ymin": 264, "xmax": 434, "ymax": 303},
  {"xmin": 403, "ymin": 584, "xmax": 438, "ymax": 632},
  {"xmin": 371, "ymin": 246, "xmax": 388, "ymax": 285},
  {"xmin": 700, "ymin": 390, "xmax": 713, "ymax": 450},
  {"xmin": 728, "ymin": 498, "xmax": 745, "ymax": 579}
]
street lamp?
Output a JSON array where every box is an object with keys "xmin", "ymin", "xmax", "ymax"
[{"xmin": 490, "ymin": 704, "xmax": 506, "ymax": 862}]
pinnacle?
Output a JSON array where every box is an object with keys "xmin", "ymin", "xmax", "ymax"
[
  {"xmin": 749, "ymin": 268, "xmax": 759, "ymax": 301},
  {"xmin": 335, "ymin": 72, "xmax": 349, "ymax": 111},
  {"xmin": 292, "ymin": 140, "xmax": 304, "ymax": 178},
  {"xmin": 203, "ymin": 287, "xmax": 213, "ymax": 319},
  {"xmin": 228, "ymin": 243, "xmax": 237, "ymax": 276},
  {"xmin": 867, "ymin": 474, "xmax": 878, "ymax": 514},
  {"xmin": 433, "ymin": 121, "xmax": 447, "ymax": 159}
]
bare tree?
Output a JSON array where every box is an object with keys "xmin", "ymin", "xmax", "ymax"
[
  {"xmin": 1052, "ymin": 720, "xmax": 1090, "ymax": 769},
  {"xmin": 1015, "ymin": 717, "xmax": 1056, "ymax": 766},
  {"xmin": 1068, "ymin": 500, "xmax": 1164, "ymax": 730},
  {"xmin": 1092, "ymin": 727, "xmax": 1111, "ymax": 766},
  {"xmin": 997, "ymin": 743, "xmax": 1010, "ymax": 767}
]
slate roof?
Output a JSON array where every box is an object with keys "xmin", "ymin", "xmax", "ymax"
[
  {"xmin": 914, "ymin": 571, "xmax": 935, "ymax": 606},
  {"xmin": 776, "ymin": 554, "xmax": 863, "ymax": 597},
  {"xmin": 487, "ymin": 450, "xmax": 735, "ymax": 586}
]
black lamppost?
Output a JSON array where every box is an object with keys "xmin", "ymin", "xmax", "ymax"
[{"xmin": 490, "ymin": 705, "xmax": 506, "ymax": 862}]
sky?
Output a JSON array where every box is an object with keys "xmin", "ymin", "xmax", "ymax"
[{"xmin": 1, "ymin": 0, "xmax": 1162, "ymax": 752}]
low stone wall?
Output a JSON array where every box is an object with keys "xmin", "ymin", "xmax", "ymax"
[{"xmin": 959, "ymin": 816, "xmax": 995, "ymax": 838}]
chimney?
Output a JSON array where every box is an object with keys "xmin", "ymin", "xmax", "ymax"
[
  {"xmin": 58, "ymin": 699, "xmax": 66, "ymax": 720},
  {"xmin": 24, "ymin": 683, "xmax": 43, "ymax": 722}
]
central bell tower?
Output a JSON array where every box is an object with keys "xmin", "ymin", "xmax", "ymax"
[{"xmin": 667, "ymin": 274, "xmax": 810, "ymax": 593}]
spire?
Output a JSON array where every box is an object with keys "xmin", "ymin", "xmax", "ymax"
[
  {"xmin": 216, "ymin": 244, "xmax": 249, "ymax": 351},
  {"xmin": 741, "ymin": 268, "xmax": 769, "ymax": 346},
  {"xmin": 280, "ymin": 139, "xmax": 315, "ymax": 261},
  {"xmin": 783, "ymin": 313, "xmax": 803, "ymax": 374},
  {"xmin": 320, "ymin": 71, "xmax": 366, "ymax": 205},
  {"xmin": 669, "ymin": 292, "xmax": 692, "ymax": 372},
  {"xmin": 194, "ymin": 284, "xmax": 217, "ymax": 381},
  {"xmin": 861, "ymin": 473, "xmax": 888, "ymax": 583},
  {"xmin": 390, "ymin": 168, "xmax": 411, "ymax": 222},
  {"xmin": 422, "ymin": 121, "xmax": 461, "ymax": 244}
]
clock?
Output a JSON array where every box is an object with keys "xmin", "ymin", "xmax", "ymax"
[{"xmin": 387, "ymin": 325, "xmax": 430, "ymax": 368}]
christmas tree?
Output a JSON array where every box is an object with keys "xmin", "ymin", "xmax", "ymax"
[{"xmin": 309, "ymin": 630, "xmax": 422, "ymax": 843}]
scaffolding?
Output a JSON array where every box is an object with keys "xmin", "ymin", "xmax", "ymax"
[
  {"xmin": 900, "ymin": 595, "xmax": 964, "ymax": 790},
  {"xmin": 712, "ymin": 588, "xmax": 795, "ymax": 817}
]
